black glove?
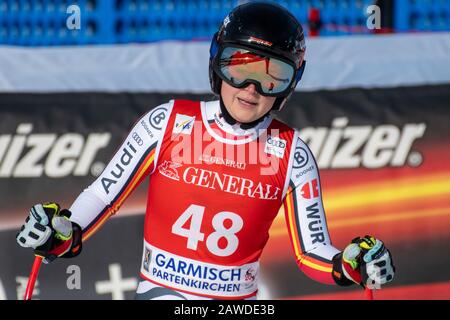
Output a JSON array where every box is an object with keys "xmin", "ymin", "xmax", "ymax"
[
  {"xmin": 16, "ymin": 202, "xmax": 82, "ymax": 263},
  {"xmin": 332, "ymin": 235, "xmax": 395, "ymax": 289}
]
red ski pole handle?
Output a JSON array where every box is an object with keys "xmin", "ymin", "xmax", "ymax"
[
  {"xmin": 24, "ymin": 255, "xmax": 43, "ymax": 300},
  {"xmin": 365, "ymin": 287, "xmax": 374, "ymax": 300}
]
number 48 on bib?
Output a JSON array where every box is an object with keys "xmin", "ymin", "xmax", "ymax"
[{"xmin": 171, "ymin": 204, "xmax": 243, "ymax": 257}]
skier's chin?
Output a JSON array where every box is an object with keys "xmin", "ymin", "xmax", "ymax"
[{"xmin": 229, "ymin": 107, "xmax": 260, "ymax": 124}]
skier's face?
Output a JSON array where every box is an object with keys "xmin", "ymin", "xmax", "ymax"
[{"xmin": 221, "ymin": 81, "xmax": 276, "ymax": 123}]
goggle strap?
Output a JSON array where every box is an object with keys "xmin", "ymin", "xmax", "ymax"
[
  {"xmin": 295, "ymin": 60, "xmax": 306, "ymax": 85},
  {"xmin": 210, "ymin": 33, "xmax": 219, "ymax": 58}
]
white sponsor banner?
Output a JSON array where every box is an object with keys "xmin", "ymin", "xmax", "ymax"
[{"xmin": 140, "ymin": 241, "xmax": 259, "ymax": 298}]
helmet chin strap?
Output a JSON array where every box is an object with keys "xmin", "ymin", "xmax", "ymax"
[{"xmin": 219, "ymin": 97, "xmax": 272, "ymax": 130}]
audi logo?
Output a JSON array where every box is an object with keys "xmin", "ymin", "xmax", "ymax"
[
  {"xmin": 267, "ymin": 136, "xmax": 286, "ymax": 149},
  {"xmin": 132, "ymin": 132, "xmax": 144, "ymax": 146}
]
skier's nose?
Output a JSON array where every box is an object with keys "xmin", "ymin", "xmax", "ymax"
[{"xmin": 244, "ymin": 83, "xmax": 257, "ymax": 95}]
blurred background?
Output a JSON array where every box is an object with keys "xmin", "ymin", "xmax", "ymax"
[{"xmin": 0, "ymin": 0, "xmax": 450, "ymax": 300}]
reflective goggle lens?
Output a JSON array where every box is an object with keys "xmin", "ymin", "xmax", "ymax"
[{"xmin": 218, "ymin": 46, "xmax": 295, "ymax": 95}]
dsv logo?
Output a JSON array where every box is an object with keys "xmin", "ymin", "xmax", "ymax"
[{"xmin": 132, "ymin": 132, "xmax": 143, "ymax": 146}]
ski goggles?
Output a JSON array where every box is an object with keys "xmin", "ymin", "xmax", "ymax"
[{"xmin": 214, "ymin": 45, "xmax": 300, "ymax": 97}]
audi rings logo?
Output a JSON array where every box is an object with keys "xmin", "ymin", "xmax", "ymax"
[
  {"xmin": 267, "ymin": 136, "xmax": 286, "ymax": 149},
  {"xmin": 264, "ymin": 135, "xmax": 287, "ymax": 158},
  {"xmin": 132, "ymin": 132, "xmax": 143, "ymax": 146},
  {"xmin": 149, "ymin": 107, "xmax": 167, "ymax": 130},
  {"xmin": 293, "ymin": 147, "xmax": 309, "ymax": 169}
]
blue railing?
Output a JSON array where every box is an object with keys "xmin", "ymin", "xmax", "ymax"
[
  {"xmin": 0, "ymin": 0, "xmax": 449, "ymax": 46},
  {"xmin": 394, "ymin": 0, "xmax": 450, "ymax": 32}
]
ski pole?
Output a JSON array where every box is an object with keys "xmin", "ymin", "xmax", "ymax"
[{"xmin": 24, "ymin": 255, "xmax": 43, "ymax": 300}]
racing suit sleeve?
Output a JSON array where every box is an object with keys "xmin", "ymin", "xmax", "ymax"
[
  {"xmin": 68, "ymin": 101, "xmax": 173, "ymax": 241},
  {"xmin": 282, "ymin": 132, "xmax": 341, "ymax": 285}
]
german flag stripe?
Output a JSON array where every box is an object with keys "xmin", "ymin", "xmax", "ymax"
[
  {"xmin": 284, "ymin": 183, "xmax": 333, "ymax": 274},
  {"xmin": 83, "ymin": 147, "xmax": 156, "ymax": 241},
  {"xmin": 290, "ymin": 183, "xmax": 307, "ymax": 253},
  {"xmin": 284, "ymin": 183, "xmax": 304, "ymax": 257},
  {"xmin": 301, "ymin": 255, "xmax": 333, "ymax": 270},
  {"xmin": 82, "ymin": 143, "xmax": 157, "ymax": 241},
  {"xmin": 299, "ymin": 257, "xmax": 333, "ymax": 273}
]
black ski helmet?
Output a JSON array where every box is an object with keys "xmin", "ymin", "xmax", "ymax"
[{"xmin": 209, "ymin": 1, "xmax": 306, "ymax": 111}]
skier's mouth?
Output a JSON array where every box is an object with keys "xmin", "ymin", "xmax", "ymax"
[{"xmin": 237, "ymin": 97, "xmax": 258, "ymax": 107}]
